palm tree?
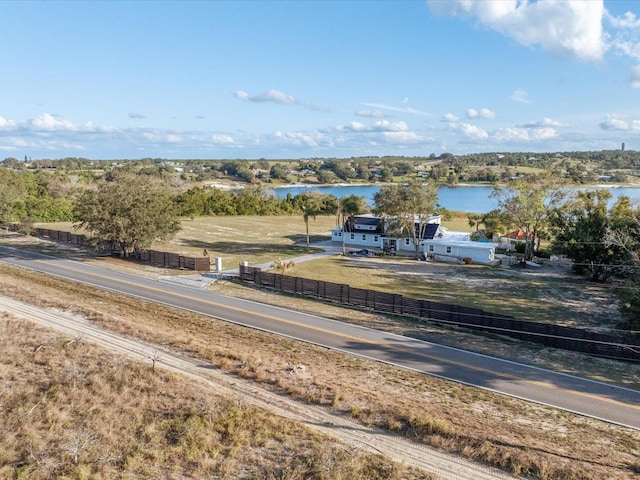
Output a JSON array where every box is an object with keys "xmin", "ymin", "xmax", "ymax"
[
  {"xmin": 300, "ymin": 193, "xmax": 323, "ymax": 252},
  {"xmin": 336, "ymin": 194, "xmax": 369, "ymax": 255}
]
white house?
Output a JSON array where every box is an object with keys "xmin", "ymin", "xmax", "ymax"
[
  {"xmin": 332, "ymin": 213, "xmax": 498, "ymax": 265},
  {"xmin": 420, "ymin": 238, "xmax": 499, "ymax": 265},
  {"xmin": 331, "ymin": 213, "xmax": 443, "ymax": 253}
]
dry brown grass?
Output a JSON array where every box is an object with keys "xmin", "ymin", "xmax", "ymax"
[
  {"xmin": 1, "ymin": 265, "xmax": 639, "ymax": 479},
  {"xmin": 0, "ymin": 314, "xmax": 423, "ymax": 480},
  {"xmin": 37, "ymin": 215, "xmax": 336, "ymax": 267}
]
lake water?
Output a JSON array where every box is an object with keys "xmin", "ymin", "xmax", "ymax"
[{"xmin": 268, "ymin": 184, "xmax": 640, "ymax": 213}]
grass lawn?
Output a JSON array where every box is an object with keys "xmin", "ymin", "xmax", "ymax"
[
  {"xmin": 277, "ymin": 255, "xmax": 619, "ymax": 329},
  {"xmin": 38, "ymin": 215, "xmax": 337, "ymax": 269}
]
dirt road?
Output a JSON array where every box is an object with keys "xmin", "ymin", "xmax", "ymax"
[{"xmin": 0, "ymin": 294, "xmax": 518, "ymax": 480}]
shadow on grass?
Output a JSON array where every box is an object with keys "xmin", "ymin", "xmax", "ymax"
[{"xmin": 180, "ymin": 239, "xmax": 324, "ymax": 256}]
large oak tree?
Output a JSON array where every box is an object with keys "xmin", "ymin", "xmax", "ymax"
[
  {"xmin": 74, "ymin": 175, "xmax": 181, "ymax": 257},
  {"xmin": 491, "ymin": 178, "xmax": 565, "ymax": 261},
  {"xmin": 550, "ymin": 190, "xmax": 634, "ymax": 282},
  {"xmin": 373, "ymin": 179, "xmax": 438, "ymax": 259}
]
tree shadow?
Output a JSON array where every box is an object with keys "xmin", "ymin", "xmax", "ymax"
[{"xmin": 179, "ymin": 239, "xmax": 323, "ymax": 256}]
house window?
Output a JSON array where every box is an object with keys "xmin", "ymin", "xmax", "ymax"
[
  {"xmin": 362, "ymin": 234, "xmax": 367, "ymax": 241},
  {"xmin": 429, "ymin": 245, "xmax": 434, "ymax": 252},
  {"xmin": 374, "ymin": 236, "xmax": 378, "ymax": 242},
  {"xmin": 446, "ymin": 246, "xmax": 452, "ymax": 254},
  {"xmin": 405, "ymin": 238, "xmax": 410, "ymax": 245},
  {"xmin": 350, "ymin": 233, "xmax": 355, "ymax": 240}
]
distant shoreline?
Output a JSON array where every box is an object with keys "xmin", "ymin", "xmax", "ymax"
[{"xmin": 207, "ymin": 180, "xmax": 640, "ymax": 191}]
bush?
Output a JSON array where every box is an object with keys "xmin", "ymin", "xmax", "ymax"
[{"xmin": 535, "ymin": 248, "xmax": 552, "ymax": 259}]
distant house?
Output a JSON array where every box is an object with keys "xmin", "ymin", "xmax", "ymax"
[{"xmin": 497, "ymin": 229, "xmax": 531, "ymax": 252}]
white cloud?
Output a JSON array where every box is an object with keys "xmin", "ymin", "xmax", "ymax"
[
  {"xmin": 530, "ymin": 127, "xmax": 558, "ymax": 140},
  {"xmin": 443, "ymin": 112, "xmax": 459, "ymax": 122},
  {"xmin": 381, "ymin": 131, "xmax": 422, "ymax": 143},
  {"xmin": 603, "ymin": 8, "xmax": 640, "ymax": 86},
  {"xmin": 479, "ymin": 108, "xmax": 496, "ymax": 119},
  {"xmin": 631, "ymin": 65, "xmax": 640, "ymax": 88},
  {"xmin": 128, "ymin": 112, "xmax": 146, "ymax": 119},
  {"xmin": 232, "ymin": 89, "xmax": 330, "ymax": 111},
  {"xmin": 30, "ymin": 113, "xmax": 76, "ymax": 131},
  {"xmin": 445, "ymin": 118, "xmax": 560, "ymax": 144},
  {"xmin": 346, "ymin": 121, "xmax": 366, "ymax": 131},
  {"xmin": 510, "ymin": 88, "xmax": 531, "ymax": 104},
  {"xmin": 466, "ymin": 108, "xmax": 495, "ymax": 119},
  {"xmin": 606, "ymin": 10, "xmax": 640, "ymax": 30},
  {"xmin": 600, "ymin": 115, "xmax": 640, "ymax": 131},
  {"xmin": 493, "ymin": 127, "xmax": 531, "ymax": 142},
  {"xmin": 362, "ymin": 102, "xmax": 429, "ymax": 116},
  {"xmin": 233, "ymin": 90, "xmax": 249, "ymax": 101},
  {"xmin": 210, "ymin": 133, "xmax": 234, "ymax": 144},
  {"xmin": 274, "ymin": 131, "xmax": 319, "ymax": 147},
  {"xmin": 427, "ymin": 0, "xmax": 606, "ymax": 62},
  {"xmin": 339, "ymin": 119, "xmax": 410, "ymax": 133},
  {"xmin": 600, "ymin": 117, "xmax": 628, "ymax": 130},
  {"xmin": 492, "ymin": 125, "xmax": 559, "ymax": 142},
  {"xmin": 457, "ymin": 122, "xmax": 489, "ymax": 140},
  {"xmin": 519, "ymin": 117, "xmax": 567, "ymax": 128},
  {"xmin": 355, "ymin": 110, "xmax": 386, "ymax": 118},
  {"xmin": 0, "ymin": 116, "xmax": 17, "ymax": 129},
  {"xmin": 233, "ymin": 89, "xmax": 297, "ymax": 105},
  {"xmin": 327, "ymin": 119, "xmax": 425, "ymax": 148},
  {"xmin": 373, "ymin": 120, "xmax": 409, "ymax": 132}
]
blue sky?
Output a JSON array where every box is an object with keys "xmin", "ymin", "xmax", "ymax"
[{"xmin": 2, "ymin": 0, "xmax": 640, "ymax": 160}]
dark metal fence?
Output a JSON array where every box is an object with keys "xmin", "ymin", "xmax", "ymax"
[
  {"xmin": 32, "ymin": 228, "xmax": 210, "ymax": 271},
  {"xmin": 239, "ymin": 265, "xmax": 640, "ymax": 363}
]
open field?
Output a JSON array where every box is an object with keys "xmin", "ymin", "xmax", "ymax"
[
  {"xmin": 38, "ymin": 215, "xmax": 336, "ymax": 268},
  {"xmin": 0, "ymin": 314, "xmax": 420, "ymax": 480}
]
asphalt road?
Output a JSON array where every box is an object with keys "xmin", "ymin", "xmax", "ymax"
[{"xmin": 2, "ymin": 244, "xmax": 639, "ymax": 430}]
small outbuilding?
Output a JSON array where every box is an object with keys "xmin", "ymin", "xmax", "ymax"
[{"xmin": 420, "ymin": 239, "xmax": 499, "ymax": 265}]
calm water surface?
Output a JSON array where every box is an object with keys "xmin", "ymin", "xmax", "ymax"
[{"xmin": 268, "ymin": 184, "xmax": 640, "ymax": 213}]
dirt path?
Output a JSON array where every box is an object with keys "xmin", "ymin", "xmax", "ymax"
[{"xmin": 0, "ymin": 294, "xmax": 519, "ymax": 480}]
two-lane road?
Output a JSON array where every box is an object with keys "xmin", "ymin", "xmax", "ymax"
[{"xmin": 1, "ymin": 245, "xmax": 639, "ymax": 430}]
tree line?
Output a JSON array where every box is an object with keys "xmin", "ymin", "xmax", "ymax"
[{"xmin": 4, "ymin": 149, "xmax": 640, "ymax": 186}]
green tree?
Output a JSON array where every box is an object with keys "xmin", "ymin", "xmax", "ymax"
[
  {"xmin": 467, "ymin": 213, "xmax": 483, "ymax": 231},
  {"xmin": 0, "ymin": 170, "xmax": 24, "ymax": 226},
  {"xmin": 298, "ymin": 192, "xmax": 324, "ymax": 252},
  {"xmin": 373, "ymin": 179, "xmax": 438, "ymax": 259},
  {"xmin": 74, "ymin": 175, "xmax": 181, "ymax": 257},
  {"xmin": 336, "ymin": 194, "xmax": 370, "ymax": 255},
  {"xmin": 0, "ymin": 169, "xmax": 73, "ymax": 226},
  {"xmin": 355, "ymin": 162, "xmax": 373, "ymax": 182},
  {"xmin": 269, "ymin": 163, "xmax": 289, "ymax": 181},
  {"xmin": 176, "ymin": 187, "xmax": 209, "ymax": 218},
  {"xmin": 550, "ymin": 190, "xmax": 634, "ymax": 281},
  {"xmin": 607, "ymin": 213, "xmax": 640, "ymax": 330},
  {"xmin": 379, "ymin": 167, "xmax": 393, "ymax": 183},
  {"xmin": 492, "ymin": 179, "xmax": 565, "ymax": 261},
  {"xmin": 316, "ymin": 169, "xmax": 339, "ymax": 184}
]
